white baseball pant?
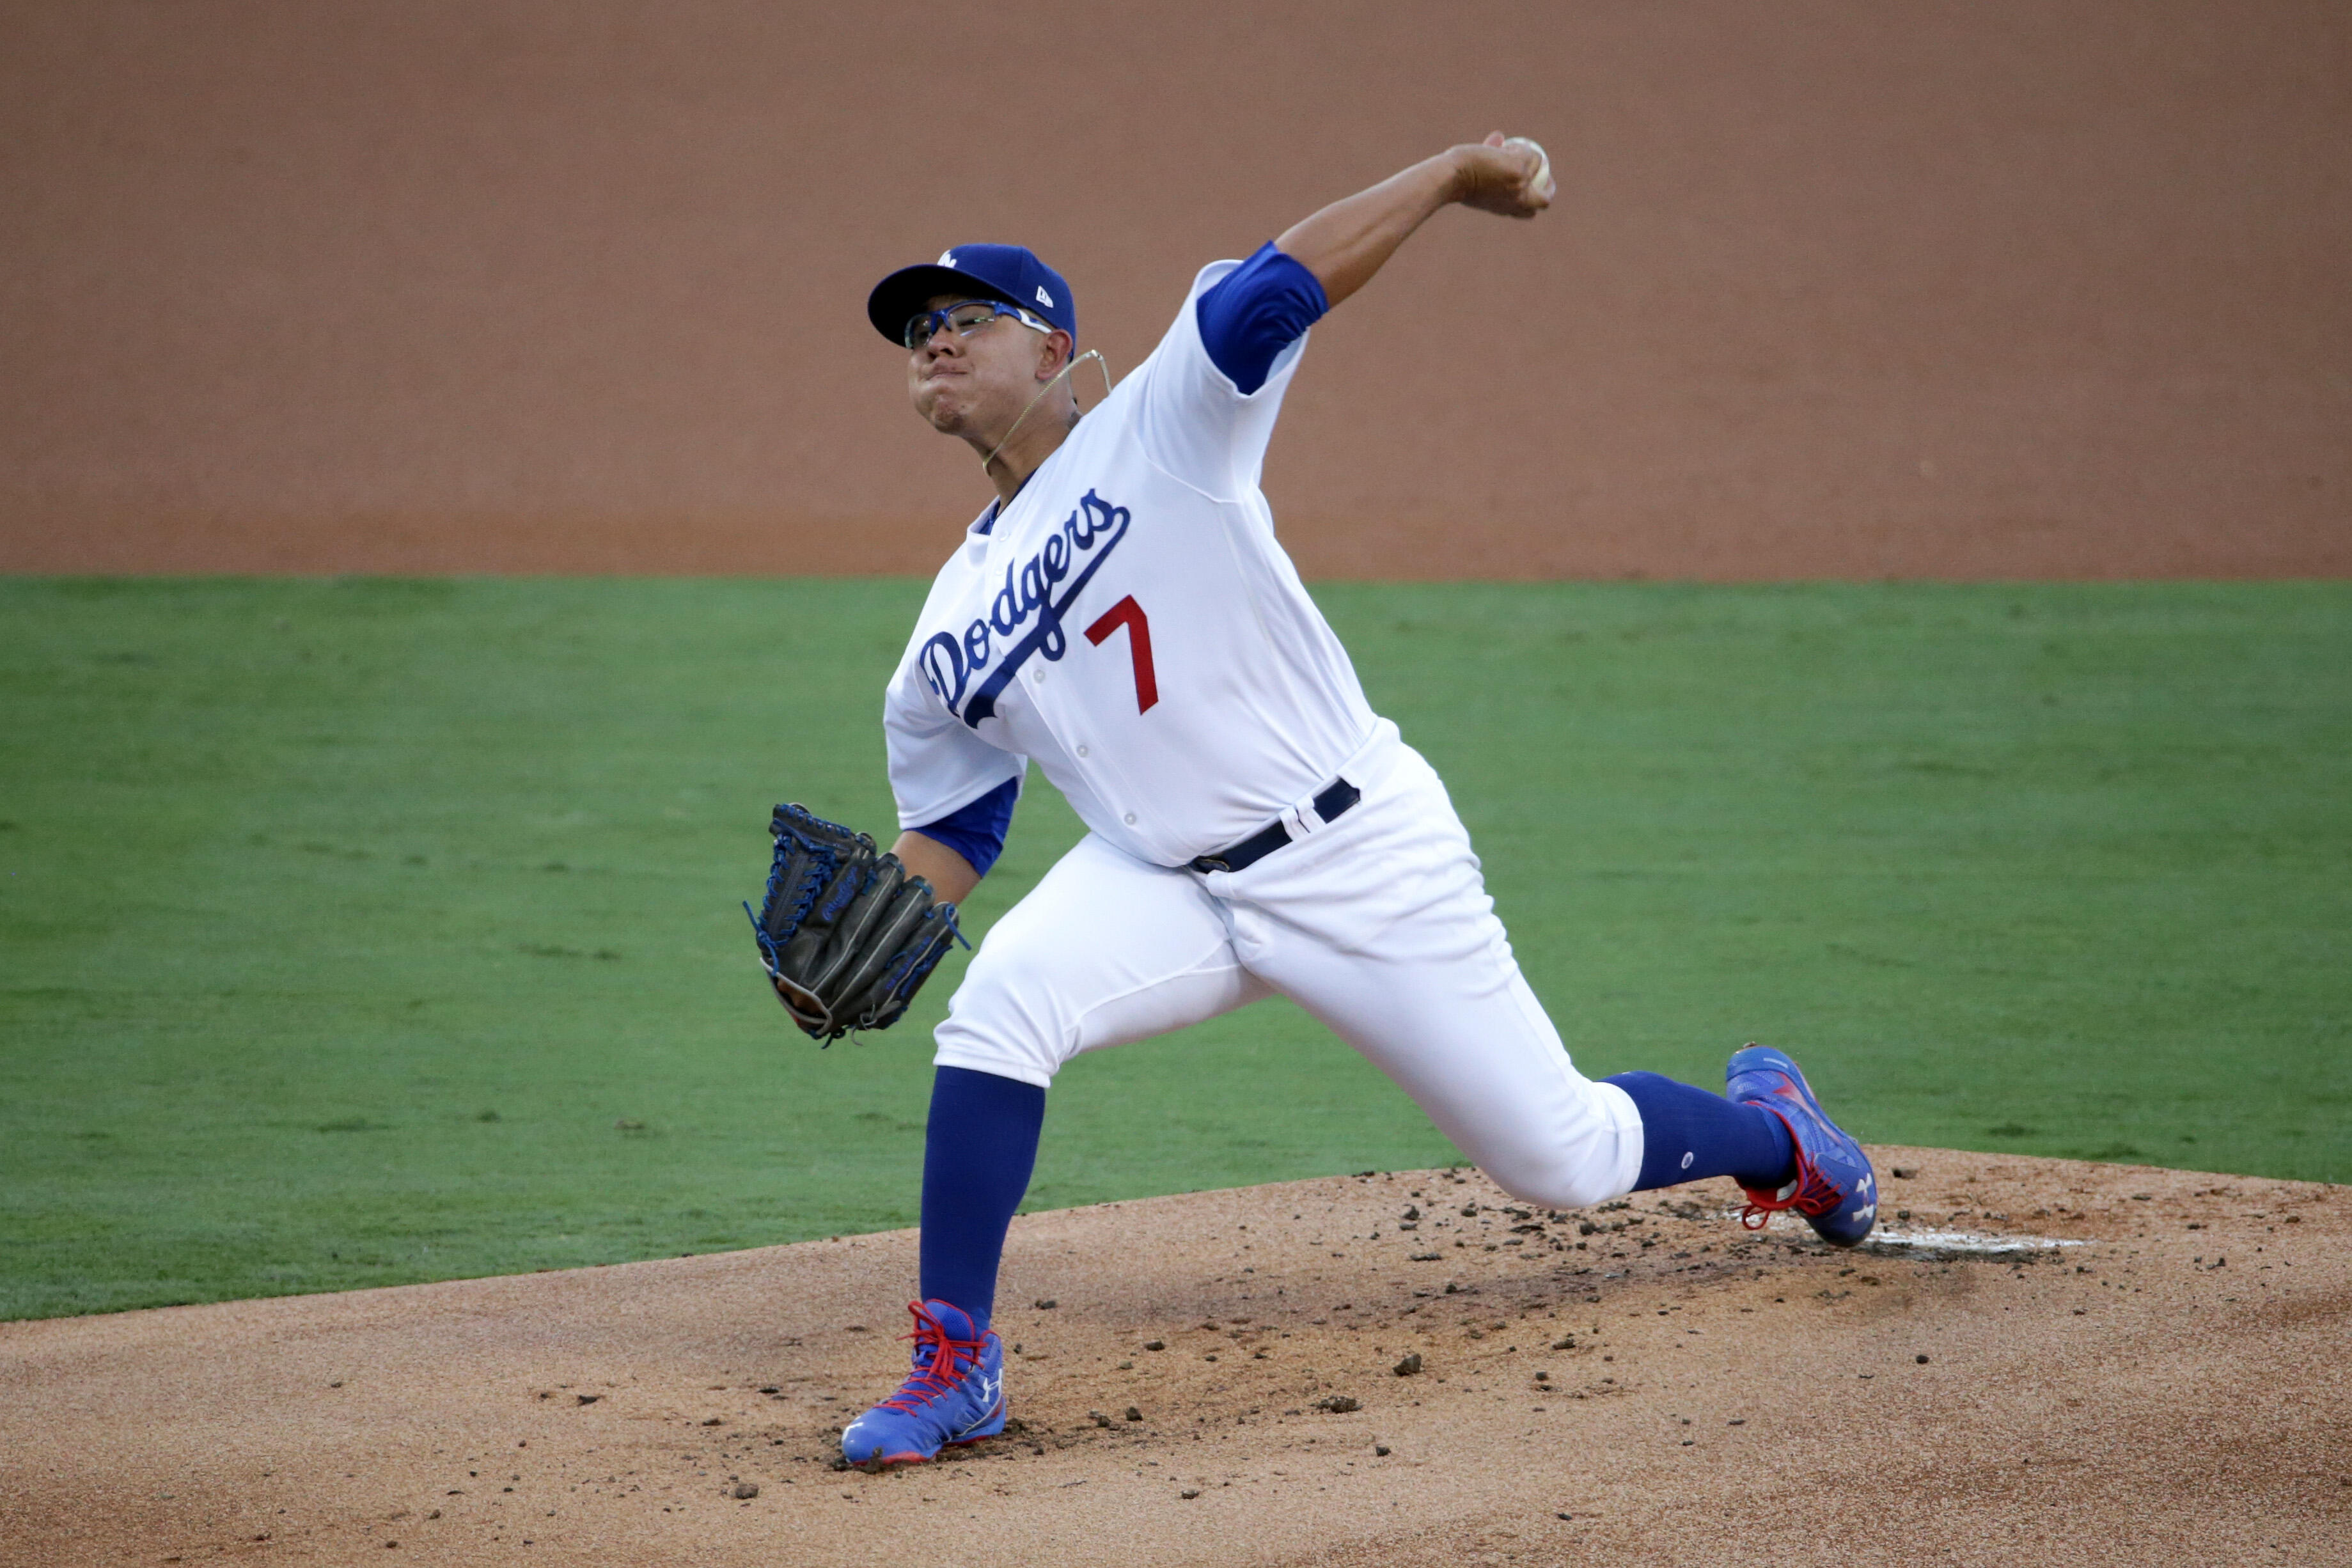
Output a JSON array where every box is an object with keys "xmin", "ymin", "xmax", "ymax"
[{"xmin": 932, "ymin": 721, "xmax": 1645, "ymax": 1209}]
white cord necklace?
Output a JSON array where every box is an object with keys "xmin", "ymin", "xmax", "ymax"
[{"xmin": 982, "ymin": 349, "xmax": 1112, "ymax": 476}]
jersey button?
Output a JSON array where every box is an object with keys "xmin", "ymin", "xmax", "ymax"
[
  {"xmin": 1123, "ymin": 813, "xmax": 1136, "ymax": 826},
  {"xmin": 1076, "ymin": 745, "xmax": 1089, "ymax": 758},
  {"xmin": 1033, "ymin": 668, "xmax": 1046, "ymax": 683}
]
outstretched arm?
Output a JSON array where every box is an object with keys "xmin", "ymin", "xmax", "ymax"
[{"xmin": 1275, "ymin": 132, "xmax": 1553, "ymax": 310}]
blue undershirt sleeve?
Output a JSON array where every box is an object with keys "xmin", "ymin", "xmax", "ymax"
[
  {"xmin": 909, "ymin": 775, "xmax": 1019, "ymax": 881},
  {"xmin": 1195, "ymin": 241, "xmax": 1330, "ymax": 395}
]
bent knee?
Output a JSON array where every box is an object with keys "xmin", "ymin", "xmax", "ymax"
[
  {"xmin": 1455, "ymin": 1076, "xmax": 1642, "ymax": 1211},
  {"xmin": 932, "ymin": 956, "xmax": 1076, "ymax": 1089},
  {"xmin": 1483, "ymin": 1160, "xmax": 1629, "ymax": 1213}
]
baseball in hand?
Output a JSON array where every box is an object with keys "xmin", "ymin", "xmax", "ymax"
[{"xmin": 1501, "ymin": 136, "xmax": 1554, "ymax": 202}]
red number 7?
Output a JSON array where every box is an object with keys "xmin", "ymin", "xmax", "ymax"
[{"xmin": 1084, "ymin": 594, "xmax": 1158, "ymax": 714}]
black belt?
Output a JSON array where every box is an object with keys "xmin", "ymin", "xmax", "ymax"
[{"xmin": 1188, "ymin": 777, "xmax": 1362, "ymax": 875}]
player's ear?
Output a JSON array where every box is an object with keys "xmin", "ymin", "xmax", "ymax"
[{"xmin": 1039, "ymin": 330, "xmax": 1073, "ymax": 379}]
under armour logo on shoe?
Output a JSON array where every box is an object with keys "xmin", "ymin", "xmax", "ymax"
[{"xmin": 1035, "ymin": 285, "xmax": 1054, "ymax": 307}]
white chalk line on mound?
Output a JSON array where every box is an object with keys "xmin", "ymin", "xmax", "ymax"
[
  {"xmin": 1721, "ymin": 1209, "xmax": 2088, "ymax": 1255},
  {"xmin": 1863, "ymin": 1227, "xmax": 2086, "ymax": 1255}
]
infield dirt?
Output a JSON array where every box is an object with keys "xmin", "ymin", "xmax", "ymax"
[{"xmin": 4, "ymin": 1149, "xmax": 2344, "ymax": 1566}]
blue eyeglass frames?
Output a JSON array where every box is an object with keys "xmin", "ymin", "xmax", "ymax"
[{"xmin": 902, "ymin": 299, "xmax": 1054, "ymax": 351}]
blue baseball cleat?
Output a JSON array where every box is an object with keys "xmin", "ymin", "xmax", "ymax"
[
  {"xmin": 840, "ymin": 1299, "xmax": 1007, "ymax": 1466},
  {"xmin": 1726, "ymin": 1045, "xmax": 1878, "ymax": 1248}
]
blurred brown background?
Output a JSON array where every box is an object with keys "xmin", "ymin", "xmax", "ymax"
[{"xmin": 3, "ymin": 0, "xmax": 2346, "ymax": 579}]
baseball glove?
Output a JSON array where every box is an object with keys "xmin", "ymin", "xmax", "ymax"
[{"xmin": 744, "ymin": 803, "xmax": 966, "ymax": 1042}]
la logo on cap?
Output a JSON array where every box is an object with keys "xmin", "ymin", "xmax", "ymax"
[{"xmin": 938, "ymin": 250, "xmax": 956, "ymax": 267}]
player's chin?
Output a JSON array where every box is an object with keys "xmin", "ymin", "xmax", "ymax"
[
  {"xmin": 917, "ymin": 392, "xmax": 978, "ymax": 436},
  {"xmin": 907, "ymin": 380, "xmax": 964, "ymax": 430}
]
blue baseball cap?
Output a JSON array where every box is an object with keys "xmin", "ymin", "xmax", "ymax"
[{"xmin": 867, "ymin": 244, "xmax": 1077, "ymax": 346}]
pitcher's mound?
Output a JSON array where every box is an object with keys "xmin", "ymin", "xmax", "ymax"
[{"xmin": 3, "ymin": 1149, "xmax": 2344, "ymax": 1566}]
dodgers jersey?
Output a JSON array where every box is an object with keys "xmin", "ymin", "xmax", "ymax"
[{"xmin": 885, "ymin": 260, "xmax": 1379, "ymax": 869}]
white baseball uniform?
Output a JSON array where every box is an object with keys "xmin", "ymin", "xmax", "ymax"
[{"xmin": 884, "ymin": 260, "xmax": 1644, "ymax": 1210}]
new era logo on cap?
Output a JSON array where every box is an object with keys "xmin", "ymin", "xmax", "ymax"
[{"xmin": 869, "ymin": 244, "xmax": 1078, "ymax": 345}]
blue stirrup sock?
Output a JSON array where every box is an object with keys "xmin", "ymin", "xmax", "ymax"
[
  {"xmin": 918, "ymin": 1065, "xmax": 1046, "ymax": 1333},
  {"xmin": 1606, "ymin": 1071, "xmax": 1796, "ymax": 1193}
]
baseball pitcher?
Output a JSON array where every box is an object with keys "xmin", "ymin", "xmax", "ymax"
[{"xmin": 744, "ymin": 134, "xmax": 1876, "ymax": 1467}]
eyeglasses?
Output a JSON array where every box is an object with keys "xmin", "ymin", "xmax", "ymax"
[{"xmin": 903, "ymin": 299, "xmax": 1053, "ymax": 351}]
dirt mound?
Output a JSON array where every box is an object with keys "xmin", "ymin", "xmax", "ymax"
[{"xmin": 2, "ymin": 1148, "xmax": 2344, "ymax": 1565}]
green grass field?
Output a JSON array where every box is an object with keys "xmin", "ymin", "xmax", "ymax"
[{"xmin": 2, "ymin": 577, "xmax": 2346, "ymax": 1321}]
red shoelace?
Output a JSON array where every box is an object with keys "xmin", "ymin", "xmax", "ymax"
[
  {"xmin": 875, "ymin": 1301, "xmax": 987, "ymax": 1413},
  {"xmin": 1737, "ymin": 1106, "xmax": 1841, "ymax": 1230}
]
